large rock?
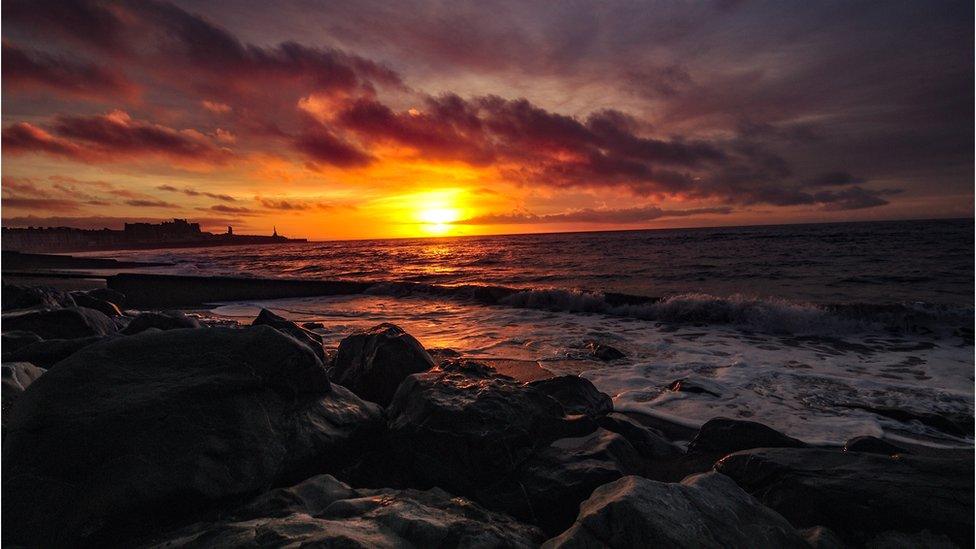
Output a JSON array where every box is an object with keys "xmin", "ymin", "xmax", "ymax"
[
  {"xmin": 70, "ymin": 291, "xmax": 123, "ymax": 317},
  {"xmin": 1, "ymin": 306, "xmax": 117, "ymax": 339},
  {"xmin": 687, "ymin": 417, "xmax": 807, "ymax": 455},
  {"xmin": 544, "ymin": 473, "xmax": 807, "ymax": 548},
  {"xmin": 483, "ymin": 428, "xmax": 647, "ymax": 535},
  {"xmin": 332, "ymin": 323, "xmax": 435, "ymax": 406},
  {"xmin": 120, "ymin": 310, "xmax": 201, "ymax": 335},
  {"xmin": 385, "ymin": 361, "xmax": 589, "ymax": 497},
  {"xmin": 86, "ymin": 287, "xmax": 126, "ymax": 307},
  {"xmin": 1, "ymin": 362, "xmax": 46, "ymax": 432},
  {"xmin": 147, "ymin": 474, "xmax": 544, "ymax": 548},
  {"xmin": 0, "ymin": 330, "xmax": 43, "ymax": 352},
  {"xmin": 715, "ymin": 448, "xmax": 974, "ymax": 545},
  {"xmin": 2, "ymin": 326, "xmax": 383, "ymax": 547},
  {"xmin": 1, "ymin": 284, "xmax": 75, "ymax": 311},
  {"xmin": 529, "ymin": 375, "xmax": 613, "ymax": 418},
  {"xmin": 2, "ymin": 335, "xmax": 107, "ymax": 368},
  {"xmin": 597, "ymin": 413, "xmax": 684, "ymax": 463},
  {"xmin": 252, "ymin": 308, "xmax": 325, "ymax": 363}
]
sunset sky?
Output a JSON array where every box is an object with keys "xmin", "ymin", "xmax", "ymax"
[{"xmin": 2, "ymin": 0, "xmax": 972, "ymax": 239}]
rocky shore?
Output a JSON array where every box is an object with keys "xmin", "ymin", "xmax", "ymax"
[{"xmin": 2, "ymin": 283, "xmax": 973, "ymax": 548}]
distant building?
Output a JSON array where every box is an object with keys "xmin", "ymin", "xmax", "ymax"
[{"xmin": 2, "ymin": 218, "xmax": 306, "ymax": 253}]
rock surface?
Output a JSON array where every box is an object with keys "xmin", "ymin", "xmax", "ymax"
[
  {"xmin": 1, "ymin": 306, "xmax": 117, "ymax": 339},
  {"xmin": 687, "ymin": 417, "xmax": 807, "ymax": 455},
  {"xmin": 2, "ymin": 284, "xmax": 75, "ymax": 311},
  {"xmin": 843, "ymin": 435, "xmax": 910, "ymax": 455},
  {"xmin": 332, "ymin": 323, "xmax": 435, "ymax": 406},
  {"xmin": 529, "ymin": 375, "xmax": 613, "ymax": 418},
  {"xmin": 120, "ymin": 310, "xmax": 201, "ymax": 335},
  {"xmin": 2, "ymin": 326, "xmax": 383, "ymax": 547},
  {"xmin": 597, "ymin": 412, "xmax": 684, "ymax": 463},
  {"xmin": 2, "ymin": 335, "xmax": 107, "ymax": 368},
  {"xmin": 544, "ymin": 473, "xmax": 808, "ymax": 548},
  {"xmin": 584, "ymin": 341, "xmax": 626, "ymax": 361},
  {"xmin": 69, "ymin": 291, "xmax": 123, "ymax": 317},
  {"xmin": 252, "ymin": 308, "xmax": 326, "ymax": 362},
  {"xmin": 147, "ymin": 474, "xmax": 544, "ymax": 548},
  {"xmin": 715, "ymin": 447, "xmax": 974, "ymax": 545},
  {"xmin": 0, "ymin": 330, "xmax": 43, "ymax": 352},
  {"xmin": 385, "ymin": 361, "xmax": 587, "ymax": 497},
  {"xmin": 1, "ymin": 362, "xmax": 46, "ymax": 432},
  {"xmin": 87, "ymin": 287, "xmax": 127, "ymax": 307}
]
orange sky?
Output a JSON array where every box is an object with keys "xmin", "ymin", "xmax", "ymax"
[{"xmin": 2, "ymin": 1, "xmax": 972, "ymax": 240}]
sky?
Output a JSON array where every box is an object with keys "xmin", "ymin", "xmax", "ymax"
[{"xmin": 1, "ymin": 0, "xmax": 973, "ymax": 240}]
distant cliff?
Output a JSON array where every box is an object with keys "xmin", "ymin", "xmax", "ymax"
[{"xmin": 2, "ymin": 219, "xmax": 307, "ymax": 253}]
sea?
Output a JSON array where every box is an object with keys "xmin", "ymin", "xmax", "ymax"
[{"xmin": 85, "ymin": 218, "xmax": 975, "ymax": 448}]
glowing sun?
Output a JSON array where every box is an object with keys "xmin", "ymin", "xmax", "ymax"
[{"xmin": 418, "ymin": 207, "xmax": 460, "ymax": 234}]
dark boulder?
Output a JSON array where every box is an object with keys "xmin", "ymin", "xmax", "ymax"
[
  {"xmin": 597, "ymin": 412, "xmax": 684, "ymax": 463},
  {"xmin": 332, "ymin": 323, "xmax": 435, "ymax": 406},
  {"xmin": 120, "ymin": 310, "xmax": 201, "ymax": 335},
  {"xmin": 0, "ymin": 330, "xmax": 42, "ymax": 353},
  {"xmin": 87, "ymin": 287, "xmax": 126, "ymax": 307},
  {"xmin": 529, "ymin": 375, "xmax": 613, "ymax": 418},
  {"xmin": 146, "ymin": 474, "xmax": 544, "ymax": 548},
  {"xmin": 667, "ymin": 378, "xmax": 722, "ymax": 397},
  {"xmin": 1, "ymin": 284, "xmax": 75, "ymax": 311},
  {"xmin": 301, "ymin": 321, "xmax": 324, "ymax": 330},
  {"xmin": 714, "ymin": 447, "xmax": 974, "ymax": 545},
  {"xmin": 801, "ymin": 526, "xmax": 847, "ymax": 549},
  {"xmin": 585, "ymin": 341, "xmax": 626, "ymax": 361},
  {"xmin": 1, "ymin": 362, "xmax": 46, "ymax": 432},
  {"xmin": 544, "ymin": 473, "xmax": 808, "ymax": 548},
  {"xmin": 385, "ymin": 363, "xmax": 589, "ymax": 498},
  {"xmin": 252, "ymin": 308, "xmax": 325, "ymax": 362},
  {"xmin": 483, "ymin": 429, "xmax": 646, "ymax": 536},
  {"xmin": 1, "ymin": 306, "xmax": 117, "ymax": 339},
  {"xmin": 843, "ymin": 436, "xmax": 910, "ymax": 455},
  {"xmin": 70, "ymin": 291, "xmax": 123, "ymax": 317},
  {"xmin": 2, "ymin": 335, "xmax": 107, "ymax": 368},
  {"xmin": 2, "ymin": 326, "xmax": 383, "ymax": 547},
  {"xmin": 687, "ymin": 417, "xmax": 807, "ymax": 455}
]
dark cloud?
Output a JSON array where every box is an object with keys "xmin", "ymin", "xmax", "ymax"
[
  {"xmin": 2, "ymin": 42, "xmax": 135, "ymax": 98},
  {"xmin": 461, "ymin": 206, "xmax": 733, "ymax": 225},
  {"xmin": 124, "ymin": 199, "xmax": 179, "ymax": 208},
  {"xmin": 294, "ymin": 124, "xmax": 373, "ymax": 167},
  {"xmin": 802, "ymin": 171, "xmax": 867, "ymax": 188},
  {"xmin": 157, "ymin": 184, "xmax": 236, "ymax": 202},
  {"xmin": 258, "ymin": 198, "xmax": 309, "ymax": 211},
  {"xmin": 3, "ymin": 111, "xmax": 231, "ymax": 163},
  {"xmin": 814, "ymin": 187, "xmax": 901, "ymax": 211},
  {"xmin": 201, "ymin": 204, "xmax": 259, "ymax": 216},
  {"xmin": 2, "ymin": 197, "xmax": 84, "ymax": 211}
]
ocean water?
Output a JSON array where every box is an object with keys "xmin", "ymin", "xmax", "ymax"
[{"xmin": 90, "ymin": 219, "xmax": 975, "ymax": 446}]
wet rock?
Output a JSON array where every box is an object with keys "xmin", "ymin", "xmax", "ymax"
[
  {"xmin": 483, "ymin": 429, "xmax": 646, "ymax": 536},
  {"xmin": 2, "ymin": 335, "xmax": 107, "ymax": 368},
  {"xmin": 69, "ymin": 291, "xmax": 123, "ymax": 317},
  {"xmin": 584, "ymin": 341, "xmax": 626, "ymax": 361},
  {"xmin": 848, "ymin": 405, "xmax": 974, "ymax": 438},
  {"xmin": 120, "ymin": 310, "xmax": 201, "ymax": 335},
  {"xmin": 301, "ymin": 321, "xmax": 324, "ymax": 330},
  {"xmin": 801, "ymin": 526, "xmax": 847, "ymax": 549},
  {"xmin": 386, "ymin": 363, "xmax": 589, "ymax": 499},
  {"xmin": 1, "ymin": 306, "xmax": 117, "ymax": 339},
  {"xmin": 147, "ymin": 474, "xmax": 544, "ymax": 548},
  {"xmin": 87, "ymin": 287, "xmax": 126, "ymax": 307},
  {"xmin": 427, "ymin": 346, "xmax": 463, "ymax": 364},
  {"xmin": 529, "ymin": 375, "xmax": 613, "ymax": 418},
  {"xmin": 544, "ymin": 473, "xmax": 808, "ymax": 548},
  {"xmin": 865, "ymin": 530, "xmax": 957, "ymax": 548},
  {"xmin": 714, "ymin": 447, "xmax": 974, "ymax": 545},
  {"xmin": 1, "ymin": 330, "xmax": 43, "ymax": 353},
  {"xmin": 1, "ymin": 284, "xmax": 75, "ymax": 311},
  {"xmin": 1, "ymin": 362, "xmax": 46, "ymax": 433},
  {"xmin": 2, "ymin": 326, "xmax": 383, "ymax": 547},
  {"xmin": 252, "ymin": 308, "xmax": 325, "ymax": 362},
  {"xmin": 843, "ymin": 436, "xmax": 910, "ymax": 455},
  {"xmin": 597, "ymin": 412, "xmax": 684, "ymax": 462},
  {"xmin": 332, "ymin": 323, "xmax": 435, "ymax": 406},
  {"xmin": 687, "ymin": 417, "xmax": 807, "ymax": 455},
  {"xmin": 667, "ymin": 378, "xmax": 722, "ymax": 397}
]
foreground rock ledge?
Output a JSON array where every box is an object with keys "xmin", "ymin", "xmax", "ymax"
[
  {"xmin": 147, "ymin": 474, "xmax": 544, "ymax": 548},
  {"xmin": 1, "ymin": 326, "xmax": 383, "ymax": 547},
  {"xmin": 544, "ymin": 473, "xmax": 808, "ymax": 548}
]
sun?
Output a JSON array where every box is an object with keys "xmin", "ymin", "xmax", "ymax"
[{"xmin": 418, "ymin": 207, "xmax": 460, "ymax": 234}]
